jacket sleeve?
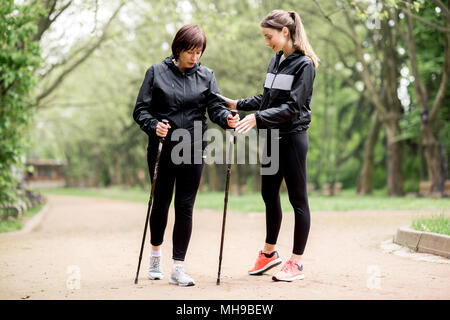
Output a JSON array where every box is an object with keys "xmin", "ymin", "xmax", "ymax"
[
  {"xmin": 236, "ymin": 94, "xmax": 263, "ymax": 111},
  {"xmin": 133, "ymin": 66, "xmax": 159, "ymax": 136},
  {"xmin": 206, "ymin": 72, "xmax": 232, "ymax": 129},
  {"xmin": 254, "ymin": 60, "xmax": 315, "ymax": 127},
  {"xmin": 237, "ymin": 55, "xmax": 275, "ymax": 111}
]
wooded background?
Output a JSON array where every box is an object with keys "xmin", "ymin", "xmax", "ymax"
[{"xmin": 1, "ymin": 0, "xmax": 449, "ymax": 207}]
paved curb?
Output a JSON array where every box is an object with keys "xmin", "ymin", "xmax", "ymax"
[
  {"xmin": 394, "ymin": 226, "xmax": 450, "ymax": 258},
  {"xmin": 8, "ymin": 200, "xmax": 50, "ymax": 236}
]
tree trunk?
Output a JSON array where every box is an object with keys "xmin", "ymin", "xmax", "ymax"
[
  {"xmin": 384, "ymin": 120, "xmax": 404, "ymax": 196},
  {"xmin": 207, "ymin": 164, "xmax": 219, "ymax": 192},
  {"xmin": 110, "ymin": 159, "xmax": 121, "ymax": 185},
  {"xmin": 238, "ymin": 163, "xmax": 248, "ymax": 194},
  {"xmin": 253, "ymin": 165, "xmax": 261, "ymax": 193},
  {"xmin": 357, "ymin": 112, "xmax": 381, "ymax": 194},
  {"xmin": 402, "ymin": 0, "xmax": 449, "ymax": 195},
  {"xmin": 380, "ymin": 15, "xmax": 404, "ymax": 196},
  {"xmin": 421, "ymin": 121, "xmax": 443, "ymax": 193},
  {"xmin": 314, "ymin": 45, "xmax": 331, "ymax": 189},
  {"xmin": 231, "ymin": 164, "xmax": 239, "ymax": 195}
]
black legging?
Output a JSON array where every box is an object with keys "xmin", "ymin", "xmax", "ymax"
[
  {"xmin": 146, "ymin": 138, "xmax": 204, "ymax": 261},
  {"xmin": 261, "ymin": 131, "xmax": 310, "ymax": 255}
]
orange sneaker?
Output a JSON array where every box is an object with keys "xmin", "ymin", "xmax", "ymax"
[
  {"xmin": 272, "ymin": 260, "xmax": 304, "ymax": 282},
  {"xmin": 248, "ymin": 250, "xmax": 282, "ymax": 275}
]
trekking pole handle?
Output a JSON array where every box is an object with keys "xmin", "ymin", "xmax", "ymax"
[
  {"xmin": 229, "ymin": 110, "xmax": 238, "ymax": 144},
  {"xmin": 160, "ymin": 119, "xmax": 169, "ymax": 141}
]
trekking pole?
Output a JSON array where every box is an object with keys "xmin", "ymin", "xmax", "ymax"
[
  {"xmin": 216, "ymin": 110, "xmax": 238, "ymax": 285},
  {"xmin": 134, "ymin": 119, "xmax": 169, "ymax": 284}
]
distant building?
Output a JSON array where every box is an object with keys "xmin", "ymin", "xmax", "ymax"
[{"xmin": 25, "ymin": 159, "xmax": 66, "ymax": 188}]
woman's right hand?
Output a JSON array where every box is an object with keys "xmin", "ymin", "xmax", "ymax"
[
  {"xmin": 156, "ymin": 121, "xmax": 171, "ymax": 138},
  {"xmin": 217, "ymin": 94, "xmax": 238, "ymax": 110}
]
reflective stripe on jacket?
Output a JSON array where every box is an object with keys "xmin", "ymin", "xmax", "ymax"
[{"xmin": 237, "ymin": 50, "xmax": 315, "ymax": 135}]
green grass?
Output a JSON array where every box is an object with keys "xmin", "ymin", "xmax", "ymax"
[
  {"xmin": 0, "ymin": 203, "xmax": 45, "ymax": 233},
  {"xmin": 38, "ymin": 186, "xmax": 147, "ymax": 202},
  {"xmin": 411, "ymin": 214, "xmax": 450, "ymax": 236},
  {"xmin": 38, "ymin": 186, "xmax": 450, "ymax": 212}
]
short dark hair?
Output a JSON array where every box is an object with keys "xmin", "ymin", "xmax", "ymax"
[{"xmin": 171, "ymin": 24, "xmax": 207, "ymax": 59}]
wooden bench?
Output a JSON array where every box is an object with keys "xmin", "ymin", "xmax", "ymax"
[
  {"xmin": 419, "ymin": 180, "xmax": 450, "ymax": 197},
  {"xmin": 322, "ymin": 182, "xmax": 343, "ymax": 196}
]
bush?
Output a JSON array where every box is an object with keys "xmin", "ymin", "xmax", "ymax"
[{"xmin": 0, "ymin": 1, "xmax": 42, "ymax": 211}]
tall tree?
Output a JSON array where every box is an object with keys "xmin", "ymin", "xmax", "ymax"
[
  {"xmin": 401, "ymin": 0, "xmax": 450, "ymax": 194},
  {"xmin": 314, "ymin": 0, "xmax": 406, "ymax": 195},
  {"xmin": 32, "ymin": 0, "xmax": 125, "ymax": 107}
]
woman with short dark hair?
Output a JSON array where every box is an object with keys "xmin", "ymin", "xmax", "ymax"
[{"xmin": 134, "ymin": 24, "xmax": 239, "ymax": 287}]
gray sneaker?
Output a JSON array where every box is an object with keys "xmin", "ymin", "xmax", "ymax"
[
  {"xmin": 169, "ymin": 264, "xmax": 195, "ymax": 287},
  {"xmin": 147, "ymin": 256, "xmax": 163, "ymax": 280}
]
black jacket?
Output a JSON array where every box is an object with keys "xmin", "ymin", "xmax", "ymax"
[
  {"xmin": 134, "ymin": 56, "xmax": 231, "ymax": 142},
  {"xmin": 237, "ymin": 50, "xmax": 315, "ymax": 135}
]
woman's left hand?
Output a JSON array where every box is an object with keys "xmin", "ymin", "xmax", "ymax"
[{"xmin": 235, "ymin": 114, "xmax": 256, "ymax": 134}]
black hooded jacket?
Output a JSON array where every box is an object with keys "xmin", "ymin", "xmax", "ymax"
[
  {"xmin": 237, "ymin": 50, "xmax": 315, "ymax": 135},
  {"xmin": 134, "ymin": 56, "xmax": 231, "ymax": 142}
]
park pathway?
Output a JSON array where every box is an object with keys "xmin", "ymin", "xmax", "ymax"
[{"xmin": 0, "ymin": 194, "xmax": 449, "ymax": 300}]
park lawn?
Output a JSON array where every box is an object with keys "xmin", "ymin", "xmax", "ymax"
[
  {"xmin": 411, "ymin": 214, "xmax": 450, "ymax": 236},
  {"xmin": 0, "ymin": 203, "xmax": 45, "ymax": 233},
  {"xmin": 38, "ymin": 187, "xmax": 450, "ymax": 212}
]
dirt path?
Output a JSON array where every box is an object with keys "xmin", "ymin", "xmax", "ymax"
[{"xmin": 0, "ymin": 194, "xmax": 449, "ymax": 300}]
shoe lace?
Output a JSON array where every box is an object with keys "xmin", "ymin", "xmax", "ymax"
[
  {"xmin": 281, "ymin": 260, "xmax": 296, "ymax": 273},
  {"xmin": 252, "ymin": 251, "xmax": 263, "ymax": 267},
  {"xmin": 151, "ymin": 256, "xmax": 160, "ymax": 269},
  {"xmin": 174, "ymin": 266, "xmax": 192, "ymax": 281}
]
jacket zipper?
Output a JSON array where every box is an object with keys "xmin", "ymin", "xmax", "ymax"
[
  {"xmin": 270, "ymin": 54, "xmax": 286, "ymax": 88},
  {"xmin": 181, "ymin": 73, "xmax": 185, "ymax": 128},
  {"xmin": 265, "ymin": 56, "xmax": 282, "ymax": 106},
  {"xmin": 270, "ymin": 73, "xmax": 277, "ymax": 89},
  {"xmin": 263, "ymin": 54, "xmax": 287, "ymax": 110}
]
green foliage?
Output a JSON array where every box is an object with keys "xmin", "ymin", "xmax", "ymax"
[
  {"xmin": 439, "ymin": 94, "xmax": 450, "ymax": 167},
  {"xmin": 397, "ymin": 108, "xmax": 421, "ymax": 143},
  {"xmin": 26, "ymin": 0, "xmax": 449, "ymax": 196},
  {"xmin": 0, "ymin": 0, "xmax": 42, "ymax": 208},
  {"xmin": 399, "ymin": 1, "xmax": 448, "ymax": 184}
]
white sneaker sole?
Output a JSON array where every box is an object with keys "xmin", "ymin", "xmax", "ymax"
[
  {"xmin": 147, "ymin": 273, "xmax": 164, "ymax": 280},
  {"xmin": 272, "ymin": 274, "xmax": 305, "ymax": 282},
  {"xmin": 248, "ymin": 258, "xmax": 282, "ymax": 275},
  {"xmin": 169, "ymin": 278, "xmax": 195, "ymax": 287}
]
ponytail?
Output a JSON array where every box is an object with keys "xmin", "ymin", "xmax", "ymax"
[{"xmin": 261, "ymin": 10, "xmax": 319, "ymax": 68}]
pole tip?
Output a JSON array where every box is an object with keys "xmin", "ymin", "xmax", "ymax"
[{"xmin": 216, "ymin": 279, "xmax": 220, "ymax": 285}]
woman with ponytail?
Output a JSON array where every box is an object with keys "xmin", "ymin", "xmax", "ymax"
[{"xmin": 219, "ymin": 10, "xmax": 318, "ymax": 282}]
